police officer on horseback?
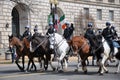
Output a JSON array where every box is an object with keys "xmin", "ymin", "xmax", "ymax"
[
  {"xmin": 46, "ymin": 22, "xmax": 56, "ymax": 35},
  {"xmin": 46, "ymin": 22, "xmax": 56, "ymax": 49},
  {"xmin": 22, "ymin": 26, "xmax": 32, "ymax": 40},
  {"xmin": 33, "ymin": 25, "xmax": 41, "ymax": 37},
  {"xmin": 84, "ymin": 22, "xmax": 95, "ymax": 55},
  {"xmin": 63, "ymin": 22, "xmax": 74, "ymax": 40},
  {"xmin": 102, "ymin": 22, "xmax": 115, "ymax": 56}
]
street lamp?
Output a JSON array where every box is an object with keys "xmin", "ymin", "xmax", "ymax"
[{"xmin": 49, "ymin": 0, "xmax": 58, "ymax": 28}]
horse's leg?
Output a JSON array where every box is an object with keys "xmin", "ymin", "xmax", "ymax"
[
  {"xmin": 44, "ymin": 54, "xmax": 48, "ymax": 71},
  {"xmin": 100, "ymin": 55, "xmax": 108, "ymax": 75},
  {"xmin": 75, "ymin": 54, "xmax": 81, "ymax": 72},
  {"xmin": 115, "ymin": 60, "xmax": 120, "ymax": 73},
  {"xmin": 63, "ymin": 58, "xmax": 68, "ymax": 71},
  {"xmin": 31, "ymin": 59, "xmax": 37, "ymax": 71},
  {"xmin": 86, "ymin": 58, "xmax": 89, "ymax": 66},
  {"xmin": 92, "ymin": 55, "xmax": 95, "ymax": 66},
  {"xmin": 22, "ymin": 55, "xmax": 25, "ymax": 71},
  {"xmin": 81, "ymin": 55, "xmax": 88, "ymax": 74},
  {"xmin": 15, "ymin": 57, "xmax": 23, "ymax": 71},
  {"xmin": 26, "ymin": 59, "xmax": 31, "ymax": 72},
  {"xmin": 49, "ymin": 54, "xmax": 56, "ymax": 71},
  {"xmin": 38, "ymin": 57, "xmax": 42, "ymax": 69}
]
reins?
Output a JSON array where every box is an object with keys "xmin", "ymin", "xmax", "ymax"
[
  {"xmin": 78, "ymin": 41, "xmax": 88, "ymax": 52},
  {"xmin": 31, "ymin": 37, "xmax": 48, "ymax": 52},
  {"xmin": 93, "ymin": 37, "xmax": 106, "ymax": 53},
  {"xmin": 55, "ymin": 37, "xmax": 66, "ymax": 49}
]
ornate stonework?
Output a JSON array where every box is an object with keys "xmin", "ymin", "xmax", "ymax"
[{"xmin": 0, "ymin": 0, "xmax": 120, "ymax": 48}]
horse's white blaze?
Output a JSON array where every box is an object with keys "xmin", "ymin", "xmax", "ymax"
[{"xmin": 30, "ymin": 42, "xmax": 34, "ymax": 52}]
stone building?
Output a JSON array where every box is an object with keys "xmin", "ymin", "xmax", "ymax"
[{"xmin": 0, "ymin": 0, "xmax": 120, "ymax": 48}]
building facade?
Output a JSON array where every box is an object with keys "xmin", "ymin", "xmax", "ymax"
[{"xmin": 0, "ymin": 0, "xmax": 120, "ymax": 48}]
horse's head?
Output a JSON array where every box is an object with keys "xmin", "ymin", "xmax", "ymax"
[
  {"xmin": 8, "ymin": 34, "xmax": 15, "ymax": 48},
  {"xmin": 70, "ymin": 35, "xmax": 90, "ymax": 54},
  {"xmin": 70, "ymin": 36, "xmax": 83, "ymax": 53},
  {"xmin": 8, "ymin": 34, "xmax": 23, "ymax": 52}
]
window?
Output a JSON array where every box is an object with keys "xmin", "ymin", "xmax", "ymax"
[
  {"xmin": 84, "ymin": 8, "xmax": 89, "ymax": 19},
  {"xmin": 96, "ymin": 0, "xmax": 103, "ymax": 1},
  {"xmin": 109, "ymin": 10, "xmax": 114, "ymax": 21},
  {"xmin": 108, "ymin": 0, "xmax": 115, "ymax": 3},
  {"xmin": 97, "ymin": 9, "xmax": 102, "ymax": 20}
]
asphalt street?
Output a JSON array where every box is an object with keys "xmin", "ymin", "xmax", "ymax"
[{"xmin": 0, "ymin": 60, "xmax": 120, "ymax": 80}]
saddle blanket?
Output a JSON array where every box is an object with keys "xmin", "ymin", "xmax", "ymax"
[{"xmin": 113, "ymin": 41, "xmax": 120, "ymax": 48}]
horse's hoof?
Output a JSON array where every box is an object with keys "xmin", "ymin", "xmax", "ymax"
[
  {"xmin": 25, "ymin": 70, "xmax": 30, "ymax": 73},
  {"xmin": 105, "ymin": 71, "xmax": 109, "ymax": 73},
  {"xmin": 52, "ymin": 68, "xmax": 56, "ymax": 71},
  {"xmin": 58, "ymin": 70, "xmax": 64, "ymax": 73},
  {"xmin": 21, "ymin": 69, "xmax": 25, "ymax": 72},
  {"xmin": 84, "ymin": 70, "xmax": 87, "ymax": 74},
  {"xmin": 40, "ymin": 69, "xmax": 44, "ymax": 72},
  {"xmin": 115, "ymin": 64, "xmax": 119, "ymax": 67},
  {"xmin": 45, "ymin": 67, "xmax": 48, "ymax": 71},
  {"xmin": 99, "ymin": 73, "xmax": 103, "ymax": 75},
  {"xmin": 74, "ymin": 69, "xmax": 78, "ymax": 72},
  {"xmin": 97, "ymin": 70, "xmax": 100, "ymax": 73}
]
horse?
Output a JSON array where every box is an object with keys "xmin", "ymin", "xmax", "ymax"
[
  {"xmin": 69, "ymin": 35, "xmax": 91, "ymax": 73},
  {"xmin": 8, "ymin": 35, "xmax": 36, "ymax": 71},
  {"xmin": 93, "ymin": 34, "xmax": 120, "ymax": 75},
  {"xmin": 22, "ymin": 36, "xmax": 43, "ymax": 71},
  {"xmin": 30, "ymin": 35, "xmax": 51, "ymax": 71},
  {"xmin": 48, "ymin": 33, "xmax": 70, "ymax": 72}
]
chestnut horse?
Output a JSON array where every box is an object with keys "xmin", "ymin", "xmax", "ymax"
[
  {"xmin": 8, "ymin": 35, "xmax": 36, "ymax": 71},
  {"xmin": 69, "ymin": 35, "xmax": 90, "ymax": 73}
]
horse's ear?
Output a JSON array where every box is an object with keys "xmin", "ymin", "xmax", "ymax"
[{"xmin": 8, "ymin": 34, "xmax": 13, "ymax": 38}]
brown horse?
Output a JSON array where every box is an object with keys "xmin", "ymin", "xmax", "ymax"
[
  {"xmin": 8, "ymin": 35, "xmax": 36, "ymax": 71},
  {"xmin": 69, "ymin": 35, "xmax": 90, "ymax": 73}
]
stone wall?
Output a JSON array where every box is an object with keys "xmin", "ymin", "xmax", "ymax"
[{"xmin": 0, "ymin": 0, "xmax": 120, "ymax": 48}]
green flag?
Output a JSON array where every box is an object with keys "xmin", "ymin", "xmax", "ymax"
[{"xmin": 59, "ymin": 14, "xmax": 65, "ymax": 22}]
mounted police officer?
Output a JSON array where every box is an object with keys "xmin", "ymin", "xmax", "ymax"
[
  {"xmin": 63, "ymin": 22, "xmax": 70, "ymax": 40},
  {"xmin": 33, "ymin": 26, "xmax": 41, "ymax": 37},
  {"xmin": 46, "ymin": 22, "xmax": 56, "ymax": 49},
  {"xmin": 63, "ymin": 22, "xmax": 74, "ymax": 41},
  {"xmin": 84, "ymin": 22, "xmax": 95, "ymax": 55},
  {"xmin": 102, "ymin": 22, "xmax": 114, "ymax": 56},
  {"xmin": 22, "ymin": 25, "xmax": 32, "ymax": 40}
]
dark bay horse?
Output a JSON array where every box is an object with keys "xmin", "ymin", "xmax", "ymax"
[
  {"xmin": 69, "ymin": 35, "xmax": 90, "ymax": 73},
  {"xmin": 30, "ymin": 35, "xmax": 51, "ymax": 71}
]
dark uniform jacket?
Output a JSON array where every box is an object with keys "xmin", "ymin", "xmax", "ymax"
[
  {"xmin": 63, "ymin": 27, "xmax": 70, "ymax": 40},
  {"xmin": 46, "ymin": 27, "xmax": 55, "ymax": 35},
  {"xmin": 84, "ymin": 28, "xmax": 95, "ymax": 40},
  {"xmin": 63, "ymin": 24, "xmax": 74, "ymax": 40},
  {"xmin": 102, "ymin": 27, "xmax": 113, "ymax": 40},
  {"xmin": 22, "ymin": 30, "xmax": 32, "ymax": 39}
]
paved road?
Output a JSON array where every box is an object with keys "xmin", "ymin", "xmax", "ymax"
[{"xmin": 0, "ymin": 60, "xmax": 120, "ymax": 80}]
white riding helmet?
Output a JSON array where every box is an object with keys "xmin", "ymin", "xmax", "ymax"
[{"xmin": 49, "ymin": 22, "xmax": 53, "ymax": 25}]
